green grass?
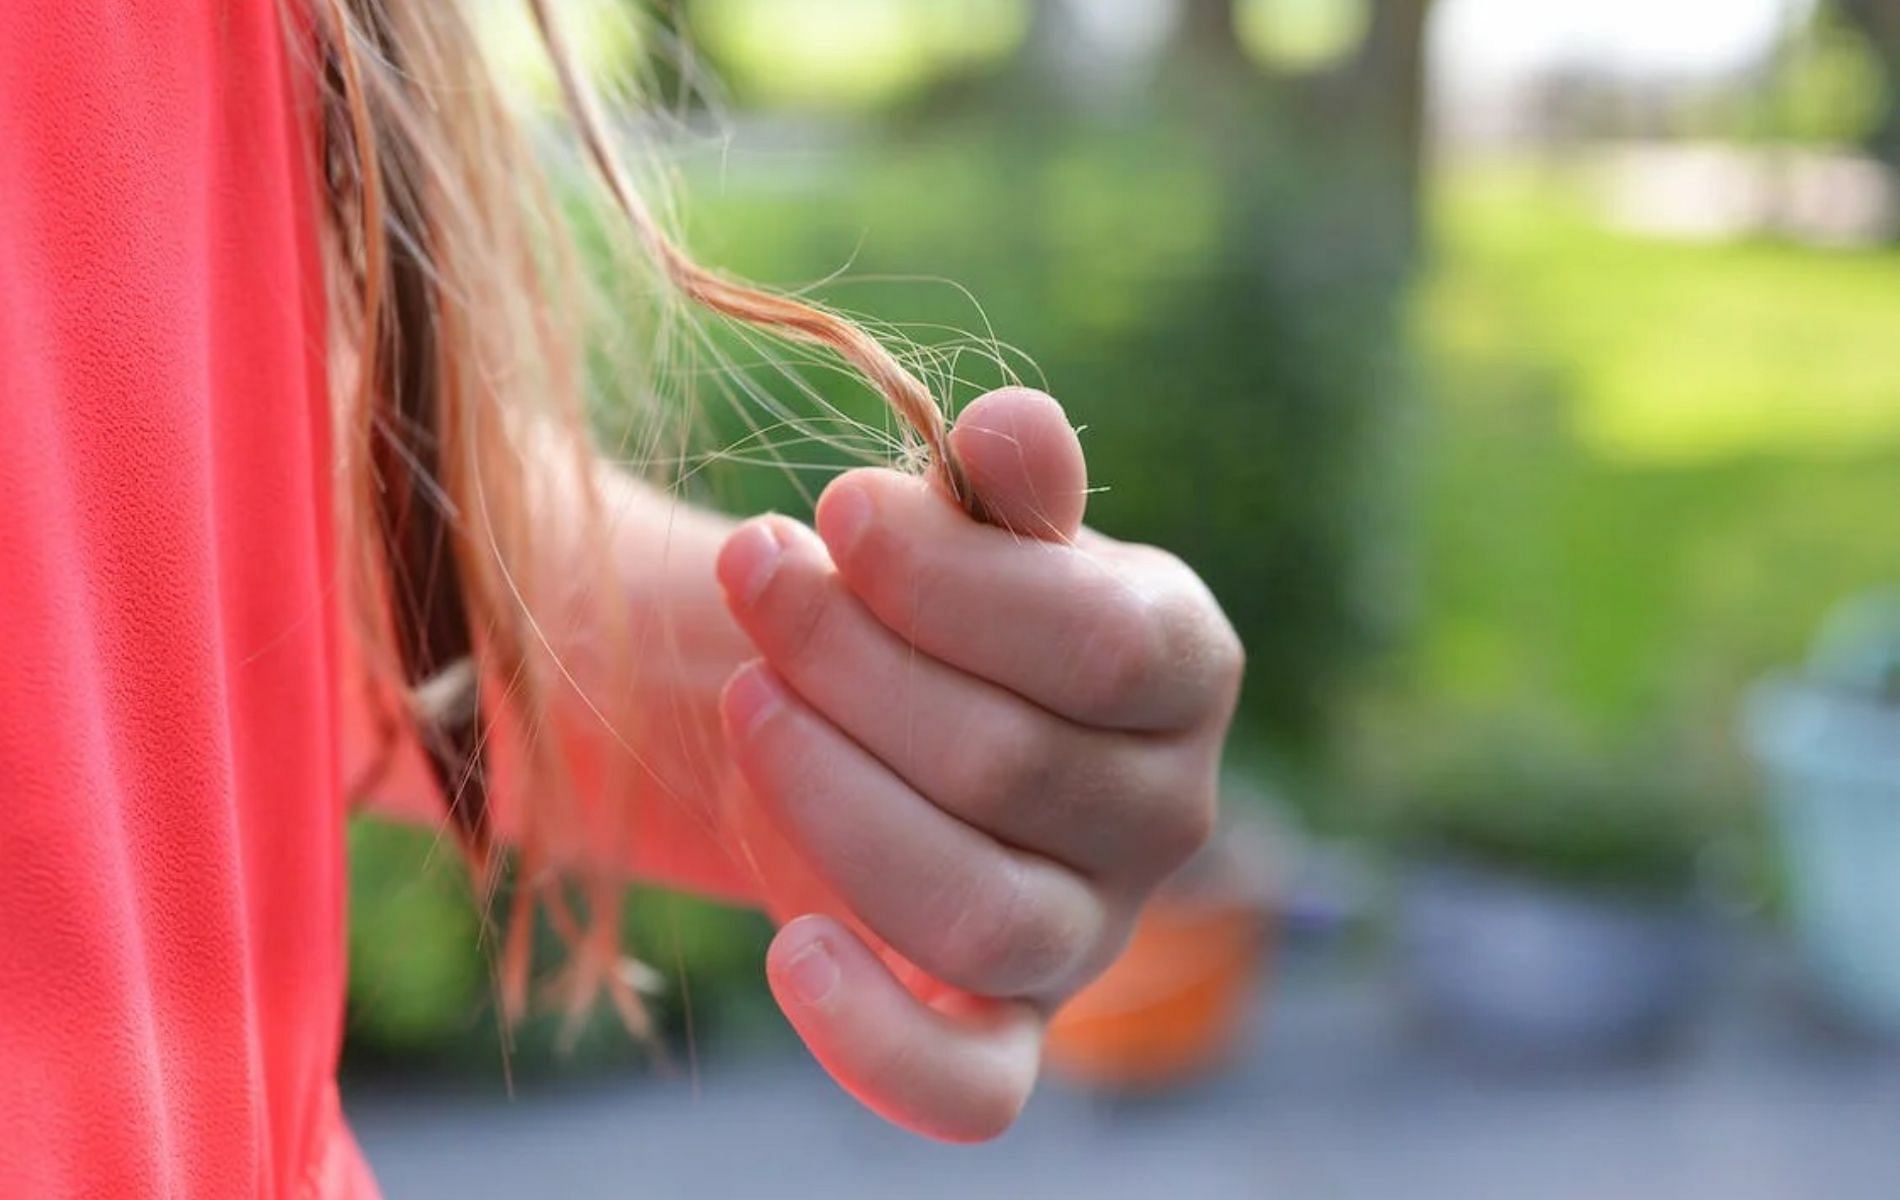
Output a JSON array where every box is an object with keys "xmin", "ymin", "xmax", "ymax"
[
  {"xmin": 1428, "ymin": 168, "xmax": 1900, "ymax": 463},
  {"xmin": 1402, "ymin": 164, "xmax": 1900, "ymax": 755}
]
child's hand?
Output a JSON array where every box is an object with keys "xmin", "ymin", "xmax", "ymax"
[{"xmin": 714, "ymin": 388, "xmax": 1242, "ymax": 1141}]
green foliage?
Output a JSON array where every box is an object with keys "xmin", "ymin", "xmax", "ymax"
[
  {"xmin": 1237, "ymin": 0, "xmax": 1372, "ymax": 74},
  {"xmin": 345, "ymin": 818, "xmax": 486, "ymax": 1049},
  {"xmin": 344, "ymin": 817, "xmax": 777, "ymax": 1074},
  {"xmin": 1347, "ymin": 163, "xmax": 1900, "ymax": 904},
  {"xmin": 1773, "ymin": 7, "xmax": 1889, "ymax": 147},
  {"xmin": 688, "ymin": 0, "xmax": 1027, "ymax": 110},
  {"xmin": 1387, "ymin": 735, "xmax": 1718, "ymax": 894}
]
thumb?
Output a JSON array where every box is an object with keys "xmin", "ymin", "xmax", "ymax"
[
  {"xmin": 766, "ymin": 914, "xmax": 1044, "ymax": 1143},
  {"xmin": 944, "ymin": 387, "xmax": 1087, "ymax": 543}
]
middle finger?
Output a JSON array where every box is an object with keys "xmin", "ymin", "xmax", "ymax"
[{"xmin": 717, "ymin": 517, "xmax": 1210, "ymax": 881}]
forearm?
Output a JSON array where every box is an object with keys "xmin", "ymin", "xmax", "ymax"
[
  {"xmin": 577, "ymin": 468, "xmax": 759, "ymax": 900},
  {"xmin": 345, "ymin": 463, "xmax": 762, "ymax": 903}
]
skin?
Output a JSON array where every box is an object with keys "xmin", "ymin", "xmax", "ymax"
[{"xmin": 356, "ymin": 387, "xmax": 1243, "ymax": 1142}]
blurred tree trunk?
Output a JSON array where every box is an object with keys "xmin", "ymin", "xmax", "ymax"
[
  {"xmin": 1014, "ymin": 0, "xmax": 1088, "ymax": 105},
  {"xmin": 1320, "ymin": 0, "xmax": 1437, "ymax": 259},
  {"xmin": 1157, "ymin": 0, "xmax": 1441, "ymax": 265},
  {"xmin": 1369, "ymin": 0, "xmax": 1435, "ymax": 256},
  {"xmin": 1151, "ymin": 0, "xmax": 1440, "ymax": 271},
  {"xmin": 1010, "ymin": 0, "xmax": 1254, "ymax": 113},
  {"xmin": 1174, "ymin": 0, "xmax": 1254, "ymax": 80}
]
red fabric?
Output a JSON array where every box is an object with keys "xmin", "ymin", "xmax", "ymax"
[{"xmin": 0, "ymin": 1, "xmax": 375, "ymax": 1195}]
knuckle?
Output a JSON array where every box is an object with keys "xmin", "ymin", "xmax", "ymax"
[
  {"xmin": 1094, "ymin": 747, "xmax": 1218, "ymax": 882},
  {"xmin": 750, "ymin": 527, "xmax": 826, "ymax": 632},
  {"xmin": 854, "ymin": 501, "xmax": 911, "ymax": 574},
  {"xmin": 1150, "ymin": 782, "xmax": 1218, "ymax": 873},
  {"xmin": 1215, "ymin": 619, "xmax": 1246, "ymax": 686},
  {"xmin": 770, "ymin": 575, "xmax": 848, "ymax": 678},
  {"xmin": 752, "ymin": 711, "xmax": 822, "ymax": 793},
  {"xmin": 936, "ymin": 863, "xmax": 1085, "ymax": 995},
  {"xmin": 932, "ymin": 871, "xmax": 1024, "ymax": 990},
  {"xmin": 1135, "ymin": 544, "xmax": 1193, "ymax": 579},
  {"xmin": 1067, "ymin": 593, "xmax": 1158, "ymax": 720},
  {"xmin": 1122, "ymin": 549, "xmax": 1244, "ymax": 718},
  {"xmin": 1201, "ymin": 602, "xmax": 1246, "ymax": 697},
  {"xmin": 858, "ymin": 524, "xmax": 937, "ymax": 618},
  {"xmin": 947, "ymin": 716, "xmax": 1050, "ymax": 816},
  {"xmin": 1150, "ymin": 580, "xmax": 1246, "ymax": 722}
]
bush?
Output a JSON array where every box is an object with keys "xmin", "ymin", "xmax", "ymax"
[
  {"xmin": 344, "ymin": 817, "xmax": 777, "ymax": 1077},
  {"xmin": 1382, "ymin": 736, "xmax": 1720, "ymax": 896}
]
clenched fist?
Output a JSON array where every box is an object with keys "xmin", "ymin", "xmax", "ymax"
[{"xmin": 713, "ymin": 388, "xmax": 1242, "ymax": 1141}]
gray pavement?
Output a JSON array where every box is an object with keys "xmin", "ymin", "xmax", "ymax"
[{"xmin": 347, "ymin": 949, "xmax": 1900, "ymax": 1198}]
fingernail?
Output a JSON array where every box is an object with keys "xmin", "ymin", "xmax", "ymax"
[
  {"xmin": 717, "ymin": 521, "xmax": 783, "ymax": 608},
  {"xmin": 817, "ymin": 483, "xmax": 872, "ymax": 559},
  {"xmin": 723, "ymin": 662, "xmax": 785, "ymax": 742},
  {"xmin": 784, "ymin": 937, "xmax": 838, "ymax": 1007}
]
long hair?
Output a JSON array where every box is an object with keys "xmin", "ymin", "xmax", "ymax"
[{"xmin": 311, "ymin": 0, "xmax": 972, "ymax": 1027}]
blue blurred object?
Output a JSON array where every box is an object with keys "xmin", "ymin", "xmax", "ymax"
[
  {"xmin": 1745, "ymin": 588, "xmax": 1900, "ymax": 1036},
  {"xmin": 1396, "ymin": 860, "xmax": 1708, "ymax": 1062}
]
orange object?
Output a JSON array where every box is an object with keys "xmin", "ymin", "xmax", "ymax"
[{"xmin": 1045, "ymin": 896, "xmax": 1272, "ymax": 1090}]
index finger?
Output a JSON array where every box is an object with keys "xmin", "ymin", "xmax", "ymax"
[{"xmin": 814, "ymin": 470, "xmax": 1230, "ymax": 732}]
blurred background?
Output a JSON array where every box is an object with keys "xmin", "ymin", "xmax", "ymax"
[{"xmin": 344, "ymin": 1, "xmax": 1900, "ymax": 1195}]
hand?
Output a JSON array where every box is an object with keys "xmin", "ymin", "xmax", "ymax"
[{"xmin": 712, "ymin": 388, "xmax": 1242, "ymax": 1141}]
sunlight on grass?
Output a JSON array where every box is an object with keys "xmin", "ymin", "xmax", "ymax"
[
  {"xmin": 1237, "ymin": 0, "xmax": 1371, "ymax": 73},
  {"xmin": 473, "ymin": 0, "xmax": 644, "ymax": 113},
  {"xmin": 1408, "ymin": 160, "xmax": 1900, "ymax": 741},
  {"xmin": 1427, "ymin": 165, "xmax": 1900, "ymax": 463},
  {"xmin": 693, "ymin": 0, "xmax": 1026, "ymax": 110}
]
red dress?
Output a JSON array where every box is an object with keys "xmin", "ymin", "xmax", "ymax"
[{"xmin": 0, "ymin": 1, "xmax": 376, "ymax": 1194}]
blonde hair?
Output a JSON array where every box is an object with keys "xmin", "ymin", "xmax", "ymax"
[{"xmin": 313, "ymin": 0, "xmax": 973, "ymax": 1028}]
